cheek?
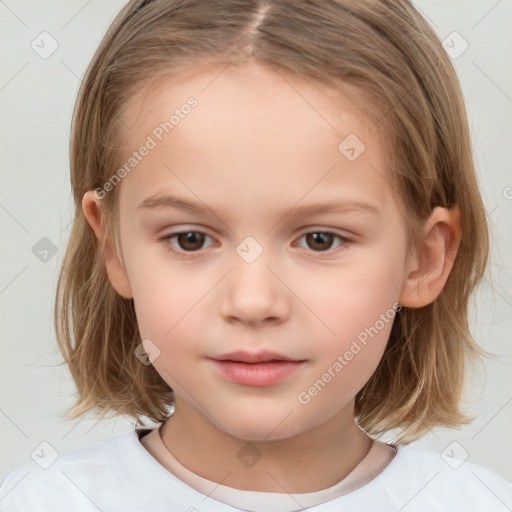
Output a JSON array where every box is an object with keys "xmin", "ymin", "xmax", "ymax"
[
  {"xmin": 296, "ymin": 309, "xmax": 394, "ymax": 425},
  {"xmin": 296, "ymin": 254, "xmax": 402, "ymax": 344},
  {"xmin": 290, "ymin": 247, "xmax": 402, "ymax": 396},
  {"xmin": 131, "ymin": 278, "xmax": 200, "ymax": 344},
  {"xmin": 127, "ymin": 257, "xmax": 219, "ymax": 360},
  {"xmin": 121, "ymin": 236, "xmax": 192, "ymax": 330}
]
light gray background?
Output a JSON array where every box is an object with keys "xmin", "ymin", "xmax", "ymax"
[{"xmin": 1, "ymin": 0, "xmax": 511, "ymax": 484}]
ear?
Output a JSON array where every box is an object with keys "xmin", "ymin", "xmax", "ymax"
[
  {"xmin": 399, "ymin": 206, "xmax": 462, "ymax": 308},
  {"xmin": 82, "ymin": 190, "xmax": 133, "ymax": 299}
]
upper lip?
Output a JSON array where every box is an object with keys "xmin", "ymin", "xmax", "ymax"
[{"xmin": 210, "ymin": 350, "xmax": 304, "ymax": 364}]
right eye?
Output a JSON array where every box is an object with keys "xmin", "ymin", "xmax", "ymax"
[{"xmin": 159, "ymin": 230, "xmax": 216, "ymax": 256}]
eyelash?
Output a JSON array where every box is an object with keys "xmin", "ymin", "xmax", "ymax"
[{"xmin": 158, "ymin": 229, "xmax": 352, "ymax": 259}]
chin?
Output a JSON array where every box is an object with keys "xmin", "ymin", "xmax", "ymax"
[{"xmin": 219, "ymin": 408, "xmax": 309, "ymax": 443}]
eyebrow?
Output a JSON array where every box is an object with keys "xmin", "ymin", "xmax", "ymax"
[{"xmin": 137, "ymin": 193, "xmax": 380, "ymax": 219}]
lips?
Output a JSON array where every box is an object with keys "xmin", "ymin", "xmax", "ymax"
[
  {"xmin": 209, "ymin": 350, "xmax": 306, "ymax": 386},
  {"xmin": 211, "ymin": 350, "xmax": 303, "ymax": 364}
]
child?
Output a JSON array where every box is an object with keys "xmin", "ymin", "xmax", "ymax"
[{"xmin": 1, "ymin": 0, "xmax": 511, "ymax": 509}]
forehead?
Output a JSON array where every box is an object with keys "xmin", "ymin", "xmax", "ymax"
[
  {"xmin": 115, "ymin": 61, "xmax": 395, "ymax": 215},
  {"xmin": 120, "ymin": 61, "xmax": 381, "ymax": 143}
]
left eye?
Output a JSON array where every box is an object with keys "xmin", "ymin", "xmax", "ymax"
[
  {"xmin": 296, "ymin": 231, "xmax": 349, "ymax": 252},
  {"xmin": 159, "ymin": 230, "xmax": 350, "ymax": 256}
]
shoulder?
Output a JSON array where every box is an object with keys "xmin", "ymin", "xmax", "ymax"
[
  {"xmin": 381, "ymin": 443, "xmax": 512, "ymax": 510},
  {"xmin": 0, "ymin": 429, "xmax": 144, "ymax": 511}
]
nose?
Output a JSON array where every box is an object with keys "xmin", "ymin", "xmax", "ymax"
[{"xmin": 219, "ymin": 253, "xmax": 291, "ymax": 327}]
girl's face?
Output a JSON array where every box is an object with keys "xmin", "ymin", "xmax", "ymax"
[{"xmin": 110, "ymin": 62, "xmax": 411, "ymax": 441}]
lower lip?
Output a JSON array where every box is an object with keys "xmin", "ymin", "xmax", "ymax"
[{"xmin": 210, "ymin": 360, "xmax": 305, "ymax": 387}]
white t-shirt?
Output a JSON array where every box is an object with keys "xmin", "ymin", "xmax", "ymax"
[
  {"xmin": 138, "ymin": 422, "xmax": 398, "ymax": 510},
  {"xmin": 1, "ymin": 427, "xmax": 511, "ymax": 511}
]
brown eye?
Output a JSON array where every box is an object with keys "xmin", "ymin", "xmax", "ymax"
[
  {"xmin": 160, "ymin": 231, "xmax": 214, "ymax": 254},
  {"xmin": 297, "ymin": 231, "xmax": 350, "ymax": 253},
  {"xmin": 305, "ymin": 232, "xmax": 335, "ymax": 251},
  {"xmin": 175, "ymin": 232, "xmax": 206, "ymax": 251}
]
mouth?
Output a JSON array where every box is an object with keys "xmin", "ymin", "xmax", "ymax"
[
  {"xmin": 208, "ymin": 351, "xmax": 307, "ymax": 387},
  {"xmin": 211, "ymin": 350, "xmax": 304, "ymax": 364}
]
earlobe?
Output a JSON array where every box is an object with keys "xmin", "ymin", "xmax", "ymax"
[
  {"xmin": 399, "ymin": 206, "xmax": 461, "ymax": 308},
  {"xmin": 82, "ymin": 191, "xmax": 133, "ymax": 300}
]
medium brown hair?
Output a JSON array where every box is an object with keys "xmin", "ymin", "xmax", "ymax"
[{"xmin": 55, "ymin": 0, "xmax": 493, "ymax": 443}]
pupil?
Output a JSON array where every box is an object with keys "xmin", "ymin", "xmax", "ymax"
[
  {"xmin": 179, "ymin": 232, "xmax": 204, "ymax": 250},
  {"xmin": 308, "ymin": 232, "xmax": 333, "ymax": 251}
]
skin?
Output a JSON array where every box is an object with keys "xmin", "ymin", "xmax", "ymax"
[{"xmin": 82, "ymin": 61, "xmax": 461, "ymax": 493}]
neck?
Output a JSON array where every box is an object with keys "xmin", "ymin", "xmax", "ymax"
[{"xmin": 159, "ymin": 398, "xmax": 373, "ymax": 493}]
